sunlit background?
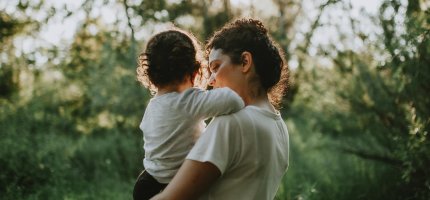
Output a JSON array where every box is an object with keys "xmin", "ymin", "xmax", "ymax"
[
  {"xmin": 1, "ymin": 0, "xmax": 429, "ymax": 199},
  {"xmin": 4, "ymin": 0, "xmax": 384, "ymax": 69}
]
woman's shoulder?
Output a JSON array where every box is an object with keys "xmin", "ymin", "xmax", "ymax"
[{"xmin": 209, "ymin": 107, "xmax": 254, "ymax": 126}]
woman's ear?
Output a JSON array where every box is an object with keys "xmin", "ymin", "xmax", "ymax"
[{"xmin": 241, "ymin": 51, "xmax": 253, "ymax": 73}]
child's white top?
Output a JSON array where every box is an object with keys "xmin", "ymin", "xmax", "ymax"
[{"xmin": 140, "ymin": 87, "xmax": 244, "ymax": 183}]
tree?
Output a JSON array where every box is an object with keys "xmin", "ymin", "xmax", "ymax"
[{"xmin": 288, "ymin": 0, "xmax": 430, "ymax": 198}]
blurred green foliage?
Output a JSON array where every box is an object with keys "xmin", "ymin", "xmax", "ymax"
[{"xmin": 0, "ymin": 0, "xmax": 429, "ymax": 199}]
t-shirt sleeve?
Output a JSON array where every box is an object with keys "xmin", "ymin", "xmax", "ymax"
[
  {"xmin": 186, "ymin": 115, "xmax": 240, "ymax": 174},
  {"xmin": 178, "ymin": 88, "xmax": 244, "ymax": 119}
]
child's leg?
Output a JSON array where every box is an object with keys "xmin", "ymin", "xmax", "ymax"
[{"xmin": 133, "ymin": 170, "xmax": 168, "ymax": 200}]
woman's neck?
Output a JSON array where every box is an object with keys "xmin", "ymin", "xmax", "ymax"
[
  {"xmin": 240, "ymin": 84, "xmax": 276, "ymax": 113},
  {"xmin": 247, "ymin": 94, "xmax": 276, "ymax": 112}
]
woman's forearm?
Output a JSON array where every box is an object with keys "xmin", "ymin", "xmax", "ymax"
[{"xmin": 150, "ymin": 160, "xmax": 221, "ymax": 200}]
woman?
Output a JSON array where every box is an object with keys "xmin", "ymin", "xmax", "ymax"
[{"xmin": 151, "ymin": 18, "xmax": 290, "ymax": 200}]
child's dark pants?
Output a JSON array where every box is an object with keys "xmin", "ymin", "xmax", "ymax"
[{"xmin": 133, "ymin": 170, "xmax": 168, "ymax": 200}]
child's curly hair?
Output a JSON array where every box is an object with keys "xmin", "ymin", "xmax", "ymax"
[{"xmin": 137, "ymin": 28, "xmax": 206, "ymax": 93}]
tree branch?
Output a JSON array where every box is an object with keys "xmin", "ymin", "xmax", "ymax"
[
  {"xmin": 122, "ymin": 0, "xmax": 135, "ymax": 42},
  {"xmin": 303, "ymin": 0, "xmax": 340, "ymax": 51},
  {"xmin": 339, "ymin": 147, "xmax": 402, "ymax": 167}
]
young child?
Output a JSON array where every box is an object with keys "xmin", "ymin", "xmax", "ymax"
[{"xmin": 133, "ymin": 28, "xmax": 244, "ymax": 200}]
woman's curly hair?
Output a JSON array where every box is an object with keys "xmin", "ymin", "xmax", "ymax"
[
  {"xmin": 206, "ymin": 18, "xmax": 289, "ymax": 109},
  {"xmin": 137, "ymin": 28, "xmax": 206, "ymax": 93}
]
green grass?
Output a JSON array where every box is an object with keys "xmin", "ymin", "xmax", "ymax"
[
  {"xmin": 1, "ymin": 128, "xmax": 142, "ymax": 200},
  {"xmin": 275, "ymin": 120, "xmax": 403, "ymax": 200},
  {"xmin": 0, "ymin": 101, "xmax": 143, "ymax": 199},
  {"xmin": 0, "ymin": 101, "xmax": 404, "ymax": 200}
]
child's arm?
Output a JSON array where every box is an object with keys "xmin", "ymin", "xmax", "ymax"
[{"xmin": 178, "ymin": 87, "xmax": 244, "ymax": 119}]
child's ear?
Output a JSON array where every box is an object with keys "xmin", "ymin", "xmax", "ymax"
[
  {"xmin": 190, "ymin": 61, "xmax": 201, "ymax": 85},
  {"xmin": 190, "ymin": 71, "xmax": 198, "ymax": 85},
  {"xmin": 241, "ymin": 51, "xmax": 253, "ymax": 73}
]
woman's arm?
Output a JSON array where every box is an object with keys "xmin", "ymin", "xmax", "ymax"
[{"xmin": 151, "ymin": 159, "xmax": 221, "ymax": 200}]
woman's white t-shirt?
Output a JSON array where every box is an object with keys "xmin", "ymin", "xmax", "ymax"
[{"xmin": 187, "ymin": 106, "xmax": 290, "ymax": 200}]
